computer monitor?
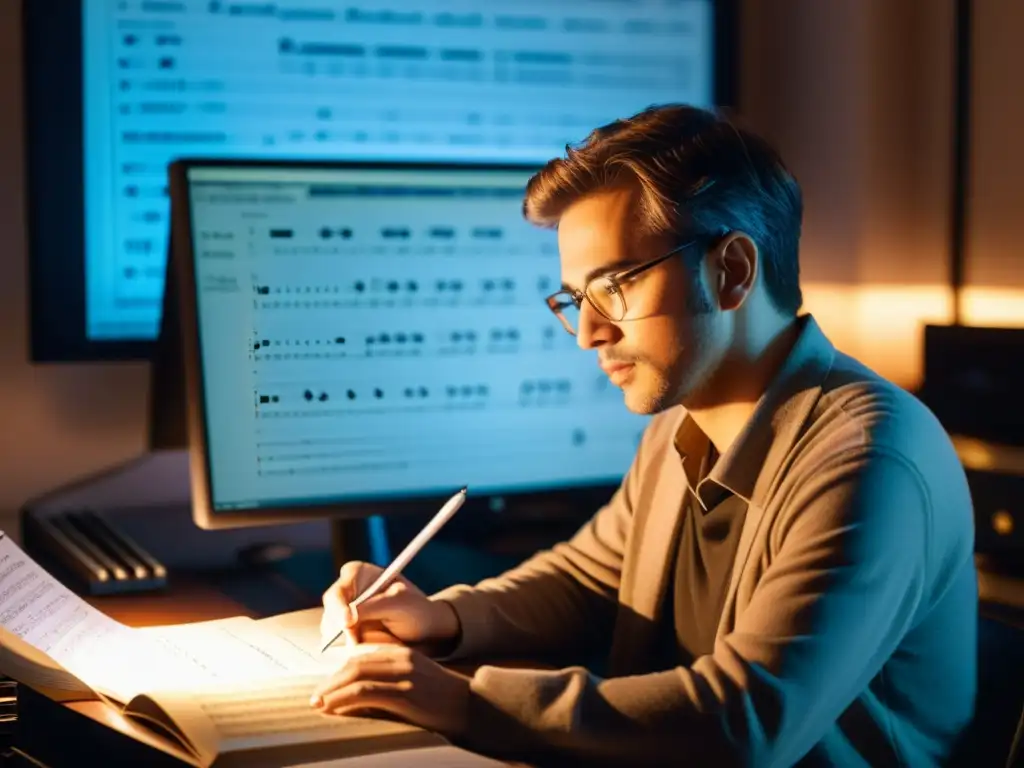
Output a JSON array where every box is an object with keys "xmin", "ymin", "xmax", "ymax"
[
  {"xmin": 25, "ymin": 0, "xmax": 738, "ymax": 362},
  {"xmin": 170, "ymin": 159, "xmax": 650, "ymax": 532}
]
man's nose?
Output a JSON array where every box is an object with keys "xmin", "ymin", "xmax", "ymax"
[{"xmin": 576, "ymin": 303, "xmax": 615, "ymax": 350}]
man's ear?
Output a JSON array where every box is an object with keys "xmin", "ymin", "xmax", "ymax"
[{"xmin": 712, "ymin": 232, "xmax": 758, "ymax": 311}]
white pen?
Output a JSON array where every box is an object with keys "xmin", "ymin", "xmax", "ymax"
[{"xmin": 320, "ymin": 486, "xmax": 468, "ymax": 653}]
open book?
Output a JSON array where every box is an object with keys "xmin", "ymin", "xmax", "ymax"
[{"xmin": 0, "ymin": 532, "xmax": 501, "ymax": 767}]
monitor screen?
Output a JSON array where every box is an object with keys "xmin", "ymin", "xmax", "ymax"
[
  {"xmin": 173, "ymin": 160, "xmax": 649, "ymax": 528},
  {"xmin": 24, "ymin": 0, "xmax": 736, "ymax": 360}
]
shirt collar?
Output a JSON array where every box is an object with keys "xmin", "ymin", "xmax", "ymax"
[{"xmin": 671, "ymin": 314, "xmax": 836, "ymax": 508}]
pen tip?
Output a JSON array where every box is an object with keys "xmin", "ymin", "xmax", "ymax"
[{"xmin": 459, "ymin": 486, "xmax": 468, "ymax": 494}]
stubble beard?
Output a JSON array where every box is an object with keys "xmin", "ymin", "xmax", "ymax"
[
  {"xmin": 624, "ymin": 275, "xmax": 719, "ymax": 415},
  {"xmin": 624, "ymin": 355, "xmax": 707, "ymax": 415}
]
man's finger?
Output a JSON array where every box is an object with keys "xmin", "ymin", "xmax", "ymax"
[
  {"xmin": 329, "ymin": 561, "xmax": 363, "ymax": 602},
  {"xmin": 315, "ymin": 680, "xmax": 415, "ymax": 716},
  {"xmin": 346, "ymin": 590, "xmax": 409, "ymax": 624},
  {"xmin": 321, "ymin": 578, "xmax": 349, "ymax": 617},
  {"xmin": 320, "ymin": 602, "xmax": 355, "ymax": 645},
  {"xmin": 311, "ymin": 647, "xmax": 410, "ymax": 701},
  {"xmin": 326, "ymin": 561, "xmax": 379, "ymax": 606},
  {"xmin": 321, "ymin": 599, "xmax": 353, "ymax": 626},
  {"xmin": 358, "ymin": 626, "xmax": 405, "ymax": 645},
  {"xmin": 342, "ymin": 618, "xmax": 401, "ymax": 646}
]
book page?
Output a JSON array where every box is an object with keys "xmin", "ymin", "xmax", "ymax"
[
  {"xmin": 0, "ymin": 534, "xmax": 249, "ymax": 703},
  {"xmin": 0, "ymin": 624, "xmax": 95, "ymax": 701},
  {"xmin": 0, "ymin": 532, "xmax": 142, "ymax": 700},
  {"xmin": 138, "ymin": 614, "xmax": 345, "ymax": 689},
  {"xmin": 136, "ymin": 677, "xmax": 440, "ymax": 764},
  {"xmin": 253, "ymin": 607, "xmax": 355, "ymax": 670}
]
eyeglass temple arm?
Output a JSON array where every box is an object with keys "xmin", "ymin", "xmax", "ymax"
[{"xmin": 615, "ymin": 241, "xmax": 696, "ymax": 283}]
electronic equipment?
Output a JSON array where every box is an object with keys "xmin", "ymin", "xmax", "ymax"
[
  {"xmin": 24, "ymin": 0, "xmax": 737, "ymax": 361},
  {"xmin": 170, "ymin": 159, "xmax": 649, "ymax": 535},
  {"xmin": 22, "ymin": 507, "xmax": 168, "ymax": 595},
  {"xmin": 19, "ymin": 450, "xmax": 333, "ymax": 602},
  {"xmin": 918, "ymin": 324, "xmax": 1024, "ymax": 559},
  {"xmin": 20, "ymin": 159, "xmax": 651, "ymax": 596}
]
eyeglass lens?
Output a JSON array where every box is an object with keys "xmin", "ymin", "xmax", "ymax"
[{"xmin": 550, "ymin": 277, "xmax": 627, "ymax": 335}]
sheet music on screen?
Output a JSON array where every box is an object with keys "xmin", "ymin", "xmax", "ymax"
[
  {"xmin": 186, "ymin": 164, "xmax": 649, "ymax": 510},
  {"xmin": 84, "ymin": 0, "xmax": 714, "ymax": 341}
]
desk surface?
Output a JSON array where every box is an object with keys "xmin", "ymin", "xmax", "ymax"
[{"xmin": 85, "ymin": 576, "xmax": 258, "ymax": 626}]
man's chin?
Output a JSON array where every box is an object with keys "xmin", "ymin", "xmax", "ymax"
[
  {"xmin": 621, "ymin": 381, "xmax": 670, "ymax": 416},
  {"xmin": 624, "ymin": 397, "xmax": 664, "ymax": 416}
]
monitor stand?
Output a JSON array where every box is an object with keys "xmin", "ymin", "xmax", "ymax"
[
  {"xmin": 234, "ymin": 518, "xmax": 376, "ymax": 572},
  {"xmin": 330, "ymin": 518, "xmax": 375, "ymax": 567},
  {"xmin": 228, "ymin": 516, "xmax": 380, "ymax": 614}
]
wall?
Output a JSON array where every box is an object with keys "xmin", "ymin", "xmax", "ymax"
[
  {"xmin": 741, "ymin": 0, "xmax": 1024, "ymax": 377},
  {"xmin": 0, "ymin": 1, "xmax": 1016, "ymax": 512},
  {"xmin": 967, "ymin": 0, "xmax": 1024, "ymax": 296},
  {"xmin": 740, "ymin": 0, "xmax": 959, "ymax": 382}
]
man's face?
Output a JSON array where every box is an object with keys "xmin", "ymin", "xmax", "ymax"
[{"xmin": 556, "ymin": 188, "xmax": 725, "ymax": 414}]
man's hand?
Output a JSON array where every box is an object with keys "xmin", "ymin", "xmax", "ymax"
[
  {"xmin": 310, "ymin": 644, "xmax": 471, "ymax": 736},
  {"xmin": 320, "ymin": 561, "xmax": 460, "ymax": 648}
]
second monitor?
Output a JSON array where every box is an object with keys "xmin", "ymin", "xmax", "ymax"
[{"xmin": 170, "ymin": 160, "xmax": 649, "ymax": 531}]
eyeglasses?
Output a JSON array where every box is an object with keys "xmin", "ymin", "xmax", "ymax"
[{"xmin": 544, "ymin": 239, "xmax": 699, "ymax": 336}]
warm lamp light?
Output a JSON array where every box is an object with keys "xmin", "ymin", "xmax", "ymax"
[{"xmin": 801, "ymin": 283, "xmax": 1024, "ymax": 389}]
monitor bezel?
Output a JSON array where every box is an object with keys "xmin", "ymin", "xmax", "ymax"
[
  {"xmin": 171, "ymin": 157, "xmax": 630, "ymax": 530},
  {"xmin": 23, "ymin": 0, "xmax": 151, "ymax": 361},
  {"xmin": 24, "ymin": 0, "xmax": 740, "ymax": 362}
]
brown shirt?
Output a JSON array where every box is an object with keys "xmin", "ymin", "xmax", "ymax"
[{"xmin": 434, "ymin": 315, "xmax": 978, "ymax": 767}]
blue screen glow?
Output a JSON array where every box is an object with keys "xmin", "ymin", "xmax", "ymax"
[
  {"xmin": 83, "ymin": 0, "xmax": 715, "ymax": 341},
  {"xmin": 185, "ymin": 163, "xmax": 650, "ymax": 510}
]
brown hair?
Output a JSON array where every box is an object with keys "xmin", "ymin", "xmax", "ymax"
[{"xmin": 523, "ymin": 104, "xmax": 804, "ymax": 316}]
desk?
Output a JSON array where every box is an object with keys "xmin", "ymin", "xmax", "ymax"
[
  {"xmin": 5, "ymin": 507, "xmax": 1024, "ymax": 767},
  {"xmin": 85, "ymin": 575, "xmax": 258, "ymax": 625}
]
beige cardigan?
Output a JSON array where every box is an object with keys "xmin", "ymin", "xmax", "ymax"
[{"xmin": 434, "ymin": 316, "xmax": 978, "ymax": 767}]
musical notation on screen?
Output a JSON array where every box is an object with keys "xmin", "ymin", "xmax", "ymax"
[
  {"xmin": 83, "ymin": 0, "xmax": 714, "ymax": 340},
  {"xmin": 187, "ymin": 165, "xmax": 649, "ymax": 504}
]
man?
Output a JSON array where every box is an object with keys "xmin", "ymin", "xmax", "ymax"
[{"xmin": 310, "ymin": 105, "xmax": 978, "ymax": 766}]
